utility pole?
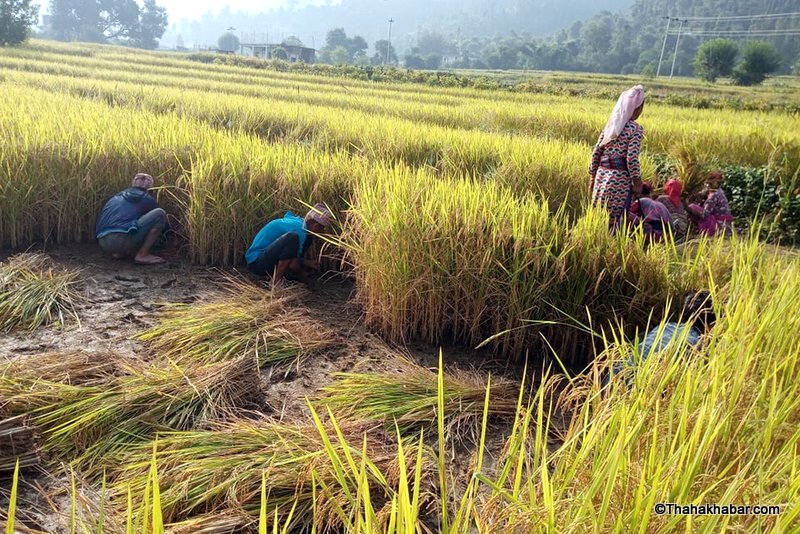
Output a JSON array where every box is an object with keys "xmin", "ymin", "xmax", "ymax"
[
  {"xmin": 227, "ymin": 26, "xmax": 240, "ymax": 54},
  {"xmin": 669, "ymin": 18, "xmax": 687, "ymax": 79},
  {"xmin": 385, "ymin": 18, "xmax": 394, "ymax": 66},
  {"xmin": 655, "ymin": 16, "xmax": 672, "ymax": 78}
]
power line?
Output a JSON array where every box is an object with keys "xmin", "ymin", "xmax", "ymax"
[
  {"xmin": 669, "ymin": 18, "xmax": 686, "ymax": 79},
  {"xmin": 656, "ymin": 16, "xmax": 672, "ymax": 77},
  {"xmin": 670, "ymin": 29, "xmax": 800, "ymax": 36},
  {"xmin": 682, "ymin": 12, "xmax": 800, "ymax": 22},
  {"xmin": 654, "ymin": 12, "xmax": 800, "ymax": 79}
]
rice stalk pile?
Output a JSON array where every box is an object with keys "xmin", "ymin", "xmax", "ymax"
[
  {"xmin": 137, "ymin": 278, "xmax": 334, "ymax": 366},
  {"xmin": 0, "ymin": 349, "xmax": 123, "ymax": 387},
  {"xmin": 1, "ymin": 356, "xmax": 262, "ymax": 478},
  {"xmin": 0, "ymin": 351, "xmax": 127, "ymax": 472},
  {"xmin": 0, "ymin": 414, "xmax": 37, "ymax": 472},
  {"xmin": 0, "ymin": 253, "xmax": 82, "ymax": 331},
  {"xmin": 113, "ymin": 417, "xmax": 430, "ymax": 531},
  {"xmin": 319, "ymin": 356, "xmax": 520, "ymax": 437}
]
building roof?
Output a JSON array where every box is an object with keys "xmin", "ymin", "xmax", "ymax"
[{"xmin": 240, "ymin": 43, "xmax": 316, "ymax": 52}]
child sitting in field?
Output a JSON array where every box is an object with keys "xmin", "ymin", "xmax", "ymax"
[
  {"xmin": 687, "ymin": 171, "xmax": 734, "ymax": 237},
  {"xmin": 629, "ymin": 183, "xmax": 672, "ymax": 242},
  {"xmin": 656, "ymin": 179, "xmax": 690, "ymax": 238}
]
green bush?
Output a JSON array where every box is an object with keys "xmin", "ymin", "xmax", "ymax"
[
  {"xmin": 693, "ymin": 39, "xmax": 738, "ymax": 83},
  {"xmin": 723, "ymin": 165, "xmax": 800, "ymax": 244},
  {"xmin": 732, "ymin": 41, "xmax": 782, "ymax": 86}
]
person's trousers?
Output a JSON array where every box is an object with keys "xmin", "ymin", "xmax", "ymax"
[
  {"xmin": 247, "ymin": 232, "xmax": 299, "ymax": 276},
  {"xmin": 98, "ymin": 208, "xmax": 167, "ymax": 256}
]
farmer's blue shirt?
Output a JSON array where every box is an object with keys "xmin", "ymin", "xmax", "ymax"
[
  {"xmin": 96, "ymin": 187, "xmax": 161, "ymax": 239},
  {"xmin": 608, "ymin": 322, "xmax": 702, "ymax": 382},
  {"xmin": 245, "ymin": 212, "xmax": 307, "ymax": 264}
]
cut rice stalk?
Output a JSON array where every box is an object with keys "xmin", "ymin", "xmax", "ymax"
[
  {"xmin": 137, "ymin": 278, "xmax": 334, "ymax": 367},
  {"xmin": 113, "ymin": 418, "xmax": 429, "ymax": 531},
  {"xmin": 0, "ymin": 415, "xmax": 37, "ymax": 472},
  {"xmin": 318, "ymin": 356, "xmax": 521, "ymax": 438},
  {"xmin": 3, "ymin": 356, "xmax": 263, "ymax": 478},
  {"xmin": 0, "ymin": 253, "xmax": 82, "ymax": 332}
]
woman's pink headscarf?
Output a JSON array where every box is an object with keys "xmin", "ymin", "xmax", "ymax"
[
  {"xmin": 600, "ymin": 85, "xmax": 645, "ymax": 147},
  {"xmin": 664, "ymin": 179, "xmax": 683, "ymax": 208}
]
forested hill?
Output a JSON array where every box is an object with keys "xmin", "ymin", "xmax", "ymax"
[
  {"xmin": 536, "ymin": 0, "xmax": 800, "ymax": 74},
  {"xmin": 631, "ymin": 0, "xmax": 799, "ymax": 20},
  {"xmin": 167, "ymin": 0, "xmax": 632, "ymax": 50},
  {"xmin": 628, "ymin": 0, "xmax": 800, "ymax": 58},
  {"xmin": 166, "ymin": 0, "xmax": 799, "ymax": 76}
]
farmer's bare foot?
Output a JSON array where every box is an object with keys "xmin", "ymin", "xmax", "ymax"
[{"xmin": 134, "ymin": 254, "xmax": 166, "ymax": 265}]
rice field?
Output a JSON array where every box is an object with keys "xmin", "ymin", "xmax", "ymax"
[{"xmin": 1, "ymin": 40, "xmax": 799, "ymax": 532}]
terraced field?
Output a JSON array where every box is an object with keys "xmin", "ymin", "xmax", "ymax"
[{"xmin": 0, "ymin": 41, "xmax": 798, "ymax": 533}]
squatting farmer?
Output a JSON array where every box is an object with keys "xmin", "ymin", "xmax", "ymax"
[
  {"xmin": 245, "ymin": 203, "xmax": 333, "ymax": 288},
  {"xmin": 95, "ymin": 173, "xmax": 170, "ymax": 265}
]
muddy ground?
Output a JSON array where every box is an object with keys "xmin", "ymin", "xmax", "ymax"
[{"xmin": 0, "ymin": 244, "xmax": 557, "ymax": 531}]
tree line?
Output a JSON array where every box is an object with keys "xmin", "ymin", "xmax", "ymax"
[
  {"xmin": 1, "ymin": 0, "xmax": 168, "ymax": 48},
  {"xmin": 310, "ymin": 23, "xmax": 794, "ymax": 86},
  {"xmin": 301, "ymin": 0, "xmax": 798, "ymax": 84},
  {"xmin": 397, "ymin": 0, "xmax": 799, "ymax": 79}
]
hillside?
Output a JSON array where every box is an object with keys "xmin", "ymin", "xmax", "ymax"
[{"xmin": 165, "ymin": 0, "xmax": 633, "ymax": 49}]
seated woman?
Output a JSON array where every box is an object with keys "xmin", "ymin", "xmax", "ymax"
[
  {"xmin": 656, "ymin": 179, "xmax": 690, "ymax": 238},
  {"xmin": 687, "ymin": 171, "xmax": 734, "ymax": 237},
  {"xmin": 629, "ymin": 186, "xmax": 672, "ymax": 242}
]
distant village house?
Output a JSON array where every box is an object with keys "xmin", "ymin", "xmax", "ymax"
[{"xmin": 241, "ymin": 43, "xmax": 316, "ymax": 63}]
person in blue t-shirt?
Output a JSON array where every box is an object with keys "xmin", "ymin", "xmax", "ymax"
[
  {"xmin": 607, "ymin": 290, "xmax": 716, "ymax": 385},
  {"xmin": 245, "ymin": 203, "xmax": 333, "ymax": 287},
  {"xmin": 95, "ymin": 173, "xmax": 170, "ymax": 265}
]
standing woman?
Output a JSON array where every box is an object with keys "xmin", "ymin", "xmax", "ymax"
[{"xmin": 589, "ymin": 85, "xmax": 646, "ymax": 225}]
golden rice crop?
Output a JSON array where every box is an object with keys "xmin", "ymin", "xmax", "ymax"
[
  {"xmin": 2, "ymin": 67, "xmax": 596, "ymax": 201},
  {"xmin": 3, "ymin": 42, "xmax": 797, "ymax": 169},
  {"xmin": 0, "ymin": 86, "xmax": 354, "ymax": 264},
  {"xmin": 343, "ymin": 165, "xmax": 736, "ymax": 361},
  {"xmin": 472, "ymin": 242, "xmax": 800, "ymax": 532},
  {"xmin": 1, "ymin": 41, "xmax": 797, "ymax": 270}
]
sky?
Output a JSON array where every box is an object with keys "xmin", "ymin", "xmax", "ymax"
[
  {"xmin": 37, "ymin": 0, "xmax": 337, "ymax": 23},
  {"xmin": 158, "ymin": 0, "xmax": 332, "ymax": 22}
]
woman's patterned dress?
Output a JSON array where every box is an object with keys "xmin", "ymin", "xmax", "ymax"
[{"xmin": 589, "ymin": 120, "xmax": 644, "ymax": 220}]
